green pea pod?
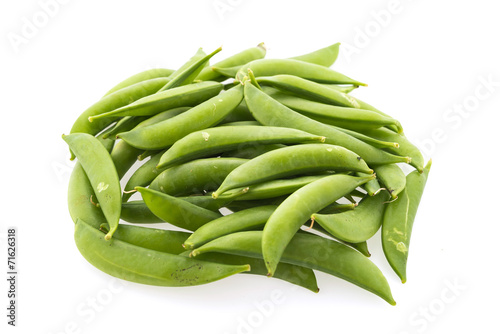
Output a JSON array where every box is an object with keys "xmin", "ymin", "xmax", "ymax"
[
  {"xmin": 219, "ymin": 101, "xmax": 255, "ymax": 123},
  {"xmin": 225, "ymin": 197, "xmax": 288, "ymax": 212},
  {"xmin": 74, "ymin": 218, "xmax": 250, "ymax": 286},
  {"xmin": 382, "ymin": 160, "xmax": 432, "ymax": 283},
  {"xmin": 190, "ymin": 231, "xmax": 395, "ymax": 305},
  {"xmin": 218, "ymin": 121, "xmax": 261, "ymax": 127},
  {"xmin": 63, "ymin": 133, "xmax": 121, "ymax": 240},
  {"xmin": 102, "ymin": 68, "xmax": 175, "ymax": 97},
  {"xmin": 118, "ymin": 84, "xmax": 244, "ymax": 150},
  {"xmin": 262, "ymin": 174, "xmax": 375, "ymax": 276},
  {"xmin": 374, "ymin": 164, "xmax": 406, "ymax": 200},
  {"xmin": 121, "ymin": 200, "xmax": 164, "ymax": 224},
  {"xmin": 290, "ymin": 42, "xmax": 340, "ymax": 67},
  {"xmin": 334, "ymin": 126, "xmax": 400, "ymax": 149},
  {"xmin": 158, "ymin": 47, "xmax": 222, "ymax": 92},
  {"xmin": 166, "ymin": 48, "xmax": 207, "ymax": 82},
  {"xmin": 361, "ymin": 173, "xmax": 384, "ymax": 196},
  {"xmin": 121, "ymin": 150, "xmax": 164, "ymax": 202},
  {"xmin": 221, "ymin": 143, "xmax": 284, "ymax": 160},
  {"xmin": 197, "ymin": 43, "xmax": 267, "ymax": 81},
  {"xmin": 157, "ymin": 126, "xmax": 326, "ymax": 169},
  {"xmin": 138, "ymin": 149, "xmax": 161, "ymax": 161},
  {"xmin": 110, "ymin": 140, "xmax": 143, "ymax": 180},
  {"xmin": 321, "ymin": 84, "xmax": 359, "ymax": 94},
  {"xmin": 101, "ymin": 116, "xmax": 149, "ymax": 139},
  {"xmin": 244, "ymin": 83, "xmax": 411, "ymax": 166},
  {"xmin": 183, "ymin": 206, "xmax": 277, "ymax": 250},
  {"xmin": 311, "ymin": 191, "xmax": 390, "ymax": 243},
  {"xmin": 212, "ymin": 144, "xmax": 373, "ymax": 198},
  {"xmin": 88, "ymin": 81, "xmax": 223, "ymax": 122},
  {"xmin": 150, "ymin": 157, "xmax": 248, "ymax": 197},
  {"xmin": 236, "ymin": 59, "xmax": 366, "ymax": 86},
  {"xmin": 136, "ymin": 187, "xmax": 221, "ymax": 231}
]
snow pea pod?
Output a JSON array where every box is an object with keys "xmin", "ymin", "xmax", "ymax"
[
  {"xmin": 103, "ymin": 68, "xmax": 175, "ymax": 97},
  {"xmin": 118, "ymin": 84, "xmax": 244, "ymax": 150},
  {"xmin": 382, "ymin": 160, "xmax": 431, "ymax": 283},
  {"xmin": 236, "ymin": 59, "xmax": 366, "ymax": 86},
  {"xmin": 63, "ymin": 133, "xmax": 121, "ymax": 240},
  {"xmin": 89, "ymin": 81, "xmax": 223, "ymax": 122},
  {"xmin": 212, "ymin": 144, "xmax": 373, "ymax": 198},
  {"xmin": 190, "ymin": 231, "xmax": 395, "ymax": 305},
  {"xmin": 290, "ymin": 42, "xmax": 340, "ymax": 67},
  {"xmin": 244, "ymin": 83, "xmax": 411, "ymax": 166},
  {"xmin": 74, "ymin": 218, "xmax": 250, "ymax": 286},
  {"xmin": 311, "ymin": 191, "xmax": 390, "ymax": 243},
  {"xmin": 262, "ymin": 173, "xmax": 375, "ymax": 276},
  {"xmin": 373, "ymin": 164, "xmax": 406, "ymax": 200},
  {"xmin": 157, "ymin": 126, "xmax": 325, "ymax": 169},
  {"xmin": 136, "ymin": 187, "xmax": 222, "ymax": 231},
  {"xmin": 150, "ymin": 158, "xmax": 248, "ymax": 196}
]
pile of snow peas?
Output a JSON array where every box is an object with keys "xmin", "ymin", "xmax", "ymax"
[{"xmin": 64, "ymin": 43, "xmax": 431, "ymax": 305}]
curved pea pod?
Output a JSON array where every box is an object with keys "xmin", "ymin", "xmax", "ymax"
[
  {"xmin": 103, "ymin": 68, "xmax": 175, "ymax": 97},
  {"xmin": 217, "ymin": 175, "xmax": 328, "ymax": 201},
  {"xmin": 136, "ymin": 187, "xmax": 221, "ymax": 231},
  {"xmin": 268, "ymin": 90, "xmax": 401, "ymax": 132},
  {"xmin": 157, "ymin": 126, "xmax": 326, "ymax": 169},
  {"xmin": 244, "ymin": 83, "xmax": 411, "ymax": 166},
  {"xmin": 191, "ymin": 231, "xmax": 395, "ymax": 305},
  {"xmin": 382, "ymin": 160, "xmax": 432, "ymax": 283},
  {"xmin": 183, "ymin": 206, "xmax": 277, "ymax": 250},
  {"xmin": 63, "ymin": 133, "xmax": 121, "ymax": 240},
  {"xmin": 262, "ymin": 174, "xmax": 375, "ymax": 276},
  {"xmin": 150, "ymin": 158, "xmax": 248, "ymax": 197},
  {"xmin": 374, "ymin": 164, "xmax": 406, "ymax": 200},
  {"xmin": 235, "ymin": 59, "xmax": 366, "ymax": 86},
  {"xmin": 74, "ymin": 218, "xmax": 250, "ymax": 286},
  {"xmin": 197, "ymin": 43, "xmax": 267, "ymax": 81},
  {"xmin": 290, "ymin": 42, "xmax": 340, "ymax": 67},
  {"xmin": 321, "ymin": 84, "xmax": 359, "ymax": 94},
  {"xmin": 221, "ymin": 144, "xmax": 284, "ymax": 159},
  {"xmin": 311, "ymin": 191, "xmax": 390, "ymax": 244},
  {"xmin": 212, "ymin": 144, "xmax": 373, "ymax": 198},
  {"xmin": 88, "ymin": 81, "xmax": 223, "ymax": 122},
  {"xmin": 117, "ymin": 84, "xmax": 244, "ymax": 150}
]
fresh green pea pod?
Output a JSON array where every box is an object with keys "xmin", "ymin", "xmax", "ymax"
[
  {"xmin": 117, "ymin": 84, "xmax": 244, "ymax": 150},
  {"xmin": 138, "ymin": 149, "xmax": 161, "ymax": 161},
  {"xmin": 136, "ymin": 187, "xmax": 222, "ymax": 231},
  {"xmin": 63, "ymin": 133, "xmax": 121, "ymax": 240},
  {"xmin": 166, "ymin": 48, "xmax": 207, "ymax": 82},
  {"xmin": 74, "ymin": 218, "xmax": 250, "ymax": 286},
  {"xmin": 334, "ymin": 126, "xmax": 400, "ymax": 149},
  {"xmin": 101, "ymin": 116, "xmax": 149, "ymax": 139},
  {"xmin": 158, "ymin": 47, "xmax": 222, "ymax": 92},
  {"xmin": 121, "ymin": 150, "xmax": 165, "ymax": 202},
  {"xmin": 102, "ymin": 68, "xmax": 175, "ymax": 97},
  {"xmin": 217, "ymin": 175, "xmax": 328, "ymax": 201},
  {"xmin": 212, "ymin": 144, "xmax": 373, "ymax": 198},
  {"xmin": 321, "ymin": 84, "xmax": 359, "ymax": 94},
  {"xmin": 225, "ymin": 196, "xmax": 288, "ymax": 212},
  {"xmin": 197, "ymin": 43, "xmax": 267, "ymax": 81},
  {"xmin": 219, "ymin": 101, "xmax": 255, "ymax": 123},
  {"xmin": 218, "ymin": 121, "xmax": 261, "ymax": 127},
  {"xmin": 316, "ymin": 202, "xmax": 357, "ymax": 214},
  {"xmin": 150, "ymin": 158, "xmax": 248, "ymax": 197},
  {"xmin": 290, "ymin": 42, "xmax": 340, "ymax": 67},
  {"xmin": 110, "ymin": 140, "xmax": 143, "ymax": 180},
  {"xmin": 221, "ymin": 143, "xmax": 285, "ymax": 160},
  {"xmin": 157, "ymin": 126, "xmax": 326, "ymax": 169},
  {"xmin": 134, "ymin": 106, "xmax": 192, "ymax": 128},
  {"xmin": 244, "ymin": 83, "xmax": 411, "ymax": 166},
  {"xmin": 235, "ymin": 59, "xmax": 366, "ymax": 86},
  {"xmin": 311, "ymin": 191, "xmax": 390, "ymax": 243},
  {"xmin": 190, "ymin": 231, "xmax": 395, "ymax": 305},
  {"xmin": 382, "ymin": 160, "xmax": 431, "ymax": 283},
  {"xmin": 357, "ymin": 172, "xmax": 384, "ymax": 196},
  {"xmin": 88, "ymin": 81, "xmax": 223, "ymax": 122},
  {"xmin": 374, "ymin": 164, "xmax": 406, "ymax": 200},
  {"xmin": 183, "ymin": 206, "xmax": 277, "ymax": 250},
  {"xmin": 262, "ymin": 174, "xmax": 375, "ymax": 276}
]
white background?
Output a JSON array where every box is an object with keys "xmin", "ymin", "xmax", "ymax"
[{"xmin": 2, "ymin": 0, "xmax": 499, "ymax": 333}]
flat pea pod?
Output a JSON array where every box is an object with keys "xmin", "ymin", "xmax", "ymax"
[
  {"xmin": 382, "ymin": 160, "xmax": 431, "ymax": 283},
  {"xmin": 88, "ymin": 81, "xmax": 223, "ymax": 122},
  {"xmin": 311, "ymin": 191, "xmax": 390, "ymax": 243},
  {"xmin": 267, "ymin": 89, "xmax": 401, "ymax": 132},
  {"xmin": 118, "ymin": 84, "xmax": 244, "ymax": 150},
  {"xmin": 212, "ymin": 144, "xmax": 373, "ymax": 198},
  {"xmin": 157, "ymin": 126, "xmax": 326, "ymax": 169},
  {"xmin": 150, "ymin": 158, "xmax": 248, "ymax": 197},
  {"xmin": 244, "ymin": 83, "xmax": 410, "ymax": 166},
  {"xmin": 69, "ymin": 77, "xmax": 170, "ymax": 147},
  {"xmin": 63, "ymin": 133, "xmax": 121, "ymax": 240},
  {"xmin": 235, "ymin": 59, "xmax": 366, "ymax": 86},
  {"xmin": 262, "ymin": 173, "xmax": 375, "ymax": 276},
  {"xmin": 74, "ymin": 218, "xmax": 250, "ymax": 286},
  {"xmin": 374, "ymin": 164, "xmax": 406, "ymax": 200},
  {"xmin": 136, "ymin": 187, "xmax": 222, "ymax": 231},
  {"xmin": 190, "ymin": 231, "xmax": 396, "ymax": 305},
  {"xmin": 221, "ymin": 143, "xmax": 284, "ymax": 159},
  {"xmin": 217, "ymin": 175, "xmax": 328, "ymax": 201},
  {"xmin": 197, "ymin": 43, "xmax": 267, "ymax": 81},
  {"xmin": 183, "ymin": 206, "xmax": 277, "ymax": 250},
  {"xmin": 103, "ymin": 68, "xmax": 175, "ymax": 97},
  {"xmin": 290, "ymin": 42, "xmax": 340, "ymax": 67}
]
